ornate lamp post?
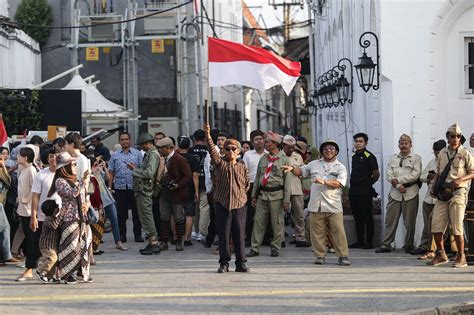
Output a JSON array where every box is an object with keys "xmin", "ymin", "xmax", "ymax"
[{"xmin": 354, "ymin": 31, "xmax": 380, "ymax": 92}]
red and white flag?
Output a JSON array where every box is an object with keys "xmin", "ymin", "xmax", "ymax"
[
  {"xmin": 208, "ymin": 37, "xmax": 301, "ymax": 95},
  {"xmin": 0, "ymin": 115, "xmax": 8, "ymax": 145}
]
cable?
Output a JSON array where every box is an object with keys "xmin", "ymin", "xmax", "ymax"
[
  {"xmin": 200, "ymin": 3, "xmax": 218, "ymax": 38},
  {"xmin": 1, "ymin": 1, "xmax": 193, "ymax": 30}
]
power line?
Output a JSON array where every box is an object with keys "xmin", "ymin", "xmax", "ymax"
[{"xmin": 0, "ymin": 1, "xmax": 193, "ymax": 30}]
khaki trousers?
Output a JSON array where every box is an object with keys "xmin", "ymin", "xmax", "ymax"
[
  {"xmin": 381, "ymin": 195, "xmax": 419, "ymax": 249},
  {"xmin": 136, "ymin": 193, "xmax": 157, "ymax": 237},
  {"xmin": 420, "ymin": 202, "xmax": 436, "ymax": 251},
  {"xmin": 290, "ymin": 195, "xmax": 306, "ymax": 241},
  {"xmin": 37, "ymin": 247, "xmax": 57, "ymax": 276},
  {"xmin": 431, "ymin": 191, "xmax": 467, "ymax": 236},
  {"xmin": 310, "ymin": 212, "xmax": 349, "ymax": 257},
  {"xmin": 251, "ymin": 198, "xmax": 284, "ymax": 253},
  {"xmin": 198, "ymin": 192, "xmax": 211, "ymax": 236}
]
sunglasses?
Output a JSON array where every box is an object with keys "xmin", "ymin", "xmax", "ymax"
[
  {"xmin": 449, "ymin": 134, "xmax": 461, "ymax": 139},
  {"xmin": 225, "ymin": 146, "xmax": 238, "ymax": 152}
]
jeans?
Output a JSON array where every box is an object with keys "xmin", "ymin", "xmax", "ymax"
[
  {"xmin": 0, "ymin": 204, "xmax": 12, "ymax": 261},
  {"xmin": 104, "ymin": 203, "xmax": 121, "ymax": 243}
]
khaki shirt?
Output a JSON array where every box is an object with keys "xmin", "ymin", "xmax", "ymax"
[
  {"xmin": 420, "ymin": 158, "xmax": 437, "ymax": 204},
  {"xmin": 251, "ymin": 150, "xmax": 291, "ymax": 204},
  {"xmin": 386, "ymin": 153, "xmax": 422, "ymax": 201},
  {"xmin": 132, "ymin": 147, "xmax": 159, "ymax": 197},
  {"xmin": 436, "ymin": 146, "xmax": 474, "ymax": 189},
  {"xmin": 286, "ymin": 152, "xmax": 304, "ymax": 196},
  {"xmin": 300, "ymin": 159, "xmax": 347, "ymax": 213}
]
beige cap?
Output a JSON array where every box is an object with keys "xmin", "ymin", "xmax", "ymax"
[
  {"xmin": 56, "ymin": 152, "xmax": 77, "ymax": 170},
  {"xmin": 446, "ymin": 123, "xmax": 462, "ymax": 135},
  {"xmin": 295, "ymin": 141, "xmax": 308, "ymax": 154},
  {"xmin": 282, "ymin": 135, "xmax": 296, "ymax": 146},
  {"xmin": 399, "ymin": 134, "xmax": 412, "ymax": 143},
  {"xmin": 156, "ymin": 137, "xmax": 174, "ymax": 148},
  {"xmin": 265, "ymin": 131, "xmax": 283, "ymax": 144}
]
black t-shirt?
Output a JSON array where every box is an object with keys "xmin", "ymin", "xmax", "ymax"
[
  {"xmin": 350, "ymin": 149, "xmax": 378, "ymax": 195},
  {"xmin": 179, "ymin": 152, "xmax": 200, "ymax": 196},
  {"xmin": 189, "ymin": 144, "xmax": 208, "ymax": 191}
]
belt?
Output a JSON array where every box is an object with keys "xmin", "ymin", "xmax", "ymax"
[{"xmin": 261, "ymin": 185, "xmax": 284, "ymax": 192}]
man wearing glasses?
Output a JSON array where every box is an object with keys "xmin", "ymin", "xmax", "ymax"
[
  {"xmin": 376, "ymin": 134, "xmax": 422, "ymax": 254},
  {"xmin": 428, "ymin": 124, "xmax": 474, "ymax": 268},
  {"xmin": 282, "ymin": 140, "xmax": 351, "ymax": 266}
]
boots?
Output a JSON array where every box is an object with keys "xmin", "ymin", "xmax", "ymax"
[{"xmin": 140, "ymin": 235, "xmax": 161, "ymax": 255}]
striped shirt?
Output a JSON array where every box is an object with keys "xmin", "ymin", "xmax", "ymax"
[
  {"xmin": 39, "ymin": 211, "xmax": 63, "ymax": 250},
  {"xmin": 206, "ymin": 136, "xmax": 249, "ymax": 210}
]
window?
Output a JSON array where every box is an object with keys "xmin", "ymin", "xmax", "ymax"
[{"xmin": 464, "ymin": 37, "xmax": 474, "ymax": 95}]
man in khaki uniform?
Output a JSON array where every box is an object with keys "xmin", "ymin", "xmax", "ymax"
[
  {"xmin": 428, "ymin": 124, "xmax": 474, "ymax": 268},
  {"xmin": 129, "ymin": 133, "xmax": 160, "ymax": 255},
  {"xmin": 248, "ymin": 131, "xmax": 291, "ymax": 257},
  {"xmin": 282, "ymin": 135, "xmax": 308, "ymax": 247},
  {"xmin": 376, "ymin": 134, "xmax": 422, "ymax": 253}
]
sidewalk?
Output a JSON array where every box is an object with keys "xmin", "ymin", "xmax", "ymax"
[{"xmin": 1, "ymin": 228, "xmax": 473, "ymax": 314}]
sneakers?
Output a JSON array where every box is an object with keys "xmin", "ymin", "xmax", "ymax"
[
  {"xmin": 338, "ymin": 257, "xmax": 351, "ymax": 266},
  {"xmin": 453, "ymin": 253, "xmax": 467, "ymax": 268},
  {"xmin": 140, "ymin": 244, "xmax": 161, "ymax": 255},
  {"xmin": 404, "ymin": 246, "xmax": 415, "ymax": 254},
  {"xmin": 35, "ymin": 270, "xmax": 49, "ymax": 284},
  {"xmin": 158, "ymin": 242, "xmax": 169, "ymax": 251},
  {"xmin": 410, "ymin": 247, "xmax": 427, "ymax": 256},
  {"xmin": 62, "ymin": 276, "xmax": 78, "ymax": 285},
  {"xmin": 295, "ymin": 241, "xmax": 310, "ymax": 248},
  {"xmin": 184, "ymin": 240, "xmax": 193, "ymax": 246},
  {"xmin": 247, "ymin": 250, "xmax": 259, "ymax": 257},
  {"xmin": 176, "ymin": 243, "xmax": 184, "ymax": 251},
  {"xmin": 375, "ymin": 246, "xmax": 391, "ymax": 253},
  {"xmin": 235, "ymin": 262, "xmax": 250, "ymax": 273},
  {"xmin": 270, "ymin": 250, "xmax": 279, "ymax": 257},
  {"xmin": 427, "ymin": 251, "xmax": 449, "ymax": 266},
  {"xmin": 217, "ymin": 264, "xmax": 229, "ymax": 273},
  {"xmin": 314, "ymin": 257, "xmax": 326, "ymax": 265},
  {"xmin": 327, "ymin": 247, "xmax": 336, "ymax": 253}
]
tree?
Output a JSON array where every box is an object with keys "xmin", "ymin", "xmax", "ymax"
[
  {"xmin": 14, "ymin": 0, "xmax": 52, "ymax": 46},
  {"xmin": 0, "ymin": 90, "xmax": 43, "ymax": 135}
]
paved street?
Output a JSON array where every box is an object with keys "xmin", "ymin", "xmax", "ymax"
[{"xmin": 1, "ymin": 227, "xmax": 474, "ymax": 314}]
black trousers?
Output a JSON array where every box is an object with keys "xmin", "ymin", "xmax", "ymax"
[
  {"xmin": 245, "ymin": 183, "xmax": 255, "ymax": 242},
  {"xmin": 215, "ymin": 202, "xmax": 247, "ymax": 266},
  {"xmin": 349, "ymin": 193, "xmax": 374, "ymax": 244},
  {"xmin": 20, "ymin": 216, "xmax": 42, "ymax": 269},
  {"xmin": 114, "ymin": 189, "xmax": 142, "ymax": 241},
  {"xmin": 205, "ymin": 193, "xmax": 217, "ymax": 246}
]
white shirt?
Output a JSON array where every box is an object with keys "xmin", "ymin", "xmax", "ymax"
[
  {"xmin": 300, "ymin": 159, "xmax": 347, "ymax": 213},
  {"xmin": 31, "ymin": 168, "xmax": 62, "ymax": 222},
  {"xmin": 76, "ymin": 153, "xmax": 91, "ymax": 181},
  {"xmin": 204, "ymin": 152, "xmax": 212, "ymax": 193},
  {"xmin": 243, "ymin": 149, "xmax": 267, "ymax": 183}
]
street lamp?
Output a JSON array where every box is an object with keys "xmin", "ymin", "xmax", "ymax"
[
  {"xmin": 299, "ymin": 108, "xmax": 309, "ymax": 123},
  {"xmin": 333, "ymin": 58, "xmax": 353, "ymax": 105},
  {"xmin": 355, "ymin": 31, "xmax": 380, "ymax": 92}
]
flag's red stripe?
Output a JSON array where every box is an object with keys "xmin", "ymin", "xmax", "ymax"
[
  {"xmin": 208, "ymin": 37, "xmax": 301, "ymax": 77},
  {"xmin": 0, "ymin": 119, "xmax": 7, "ymax": 144}
]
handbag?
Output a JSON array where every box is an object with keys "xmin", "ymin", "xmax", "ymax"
[{"xmin": 87, "ymin": 206, "xmax": 100, "ymax": 224}]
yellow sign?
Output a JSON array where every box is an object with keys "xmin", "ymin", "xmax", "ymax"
[
  {"xmin": 86, "ymin": 47, "xmax": 99, "ymax": 61},
  {"xmin": 151, "ymin": 39, "xmax": 164, "ymax": 53},
  {"xmin": 164, "ymin": 39, "xmax": 174, "ymax": 46},
  {"xmin": 103, "ymin": 47, "xmax": 111, "ymax": 54}
]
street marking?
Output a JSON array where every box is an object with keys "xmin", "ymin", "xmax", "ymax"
[{"xmin": 1, "ymin": 287, "xmax": 474, "ymax": 302}]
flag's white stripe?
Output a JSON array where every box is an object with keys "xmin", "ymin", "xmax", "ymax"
[{"xmin": 209, "ymin": 61, "xmax": 299, "ymax": 95}]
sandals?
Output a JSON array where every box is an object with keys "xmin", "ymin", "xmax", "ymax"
[
  {"xmin": 418, "ymin": 252, "xmax": 435, "ymax": 260},
  {"xmin": 15, "ymin": 276, "xmax": 34, "ymax": 282}
]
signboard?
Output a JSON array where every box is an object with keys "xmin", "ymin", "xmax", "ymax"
[
  {"xmin": 103, "ymin": 47, "xmax": 111, "ymax": 54},
  {"xmin": 47, "ymin": 125, "xmax": 67, "ymax": 141},
  {"xmin": 86, "ymin": 47, "xmax": 99, "ymax": 61},
  {"xmin": 151, "ymin": 39, "xmax": 165, "ymax": 53}
]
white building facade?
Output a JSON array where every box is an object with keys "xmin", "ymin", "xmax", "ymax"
[
  {"xmin": 310, "ymin": 0, "xmax": 474, "ymax": 247},
  {"xmin": 0, "ymin": 0, "xmax": 41, "ymax": 88}
]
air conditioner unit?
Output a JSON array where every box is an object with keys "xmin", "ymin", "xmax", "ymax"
[
  {"xmin": 143, "ymin": 2, "xmax": 178, "ymax": 34},
  {"xmin": 87, "ymin": 18, "xmax": 119, "ymax": 41}
]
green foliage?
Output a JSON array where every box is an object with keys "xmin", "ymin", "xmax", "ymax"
[
  {"xmin": 0, "ymin": 90, "xmax": 43, "ymax": 135},
  {"xmin": 14, "ymin": 0, "xmax": 52, "ymax": 46}
]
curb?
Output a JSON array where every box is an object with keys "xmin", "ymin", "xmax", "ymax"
[{"xmin": 408, "ymin": 302, "xmax": 474, "ymax": 315}]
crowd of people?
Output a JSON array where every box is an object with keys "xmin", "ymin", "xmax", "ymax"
[{"xmin": 0, "ymin": 122, "xmax": 472, "ymax": 283}]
